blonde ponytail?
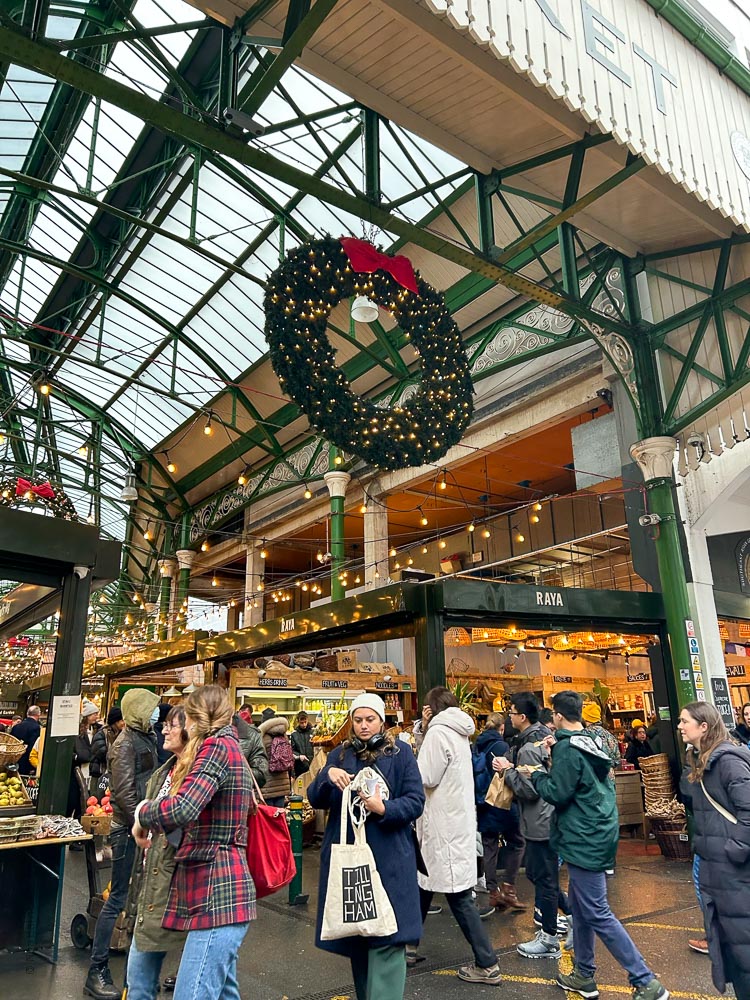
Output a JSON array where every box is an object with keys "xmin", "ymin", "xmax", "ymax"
[{"xmin": 170, "ymin": 685, "xmax": 233, "ymax": 793}]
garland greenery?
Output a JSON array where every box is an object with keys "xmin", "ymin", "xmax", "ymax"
[{"xmin": 264, "ymin": 236, "xmax": 473, "ymax": 471}]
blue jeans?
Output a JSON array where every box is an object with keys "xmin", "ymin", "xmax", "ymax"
[
  {"xmin": 126, "ymin": 939, "xmax": 167, "ymax": 1000},
  {"xmin": 692, "ymin": 854, "xmax": 703, "ymax": 909},
  {"xmin": 567, "ymin": 864, "xmax": 653, "ymax": 987},
  {"xmin": 173, "ymin": 923, "xmax": 250, "ymax": 1000},
  {"xmin": 90, "ymin": 825, "xmax": 136, "ymax": 967}
]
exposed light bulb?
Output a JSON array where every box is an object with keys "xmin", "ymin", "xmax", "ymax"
[
  {"xmin": 468, "ymin": 523, "xmax": 475, "ymax": 533},
  {"xmin": 534, "ymin": 502, "xmax": 543, "ymax": 511},
  {"xmin": 203, "ymin": 413, "xmax": 214, "ymax": 436},
  {"xmin": 359, "ymin": 503, "xmax": 367, "ymax": 514},
  {"xmin": 422, "ymin": 545, "xmax": 428, "ymax": 554},
  {"xmin": 238, "ymin": 471, "xmax": 247, "ymax": 486},
  {"xmin": 389, "ymin": 547, "xmax": 397, "ymax": 557},
  {"xmin": 439, "ymin": 475, "xmax": 447, "ymax": 491},
  {"xmin": 515, "ymin": 532, "xmax": 525, "ymax": 543},
  {"xmin": 334, "ymin": 455, "xmax": 343, "ymax": 466},
  {"xmin": 439, "ymin": 540, "xmax": 447, "ymax": 549},
  {"xmin": 260, "ymin": 546, "xmax": 267, "ymax": 559},
  {"xmin": 420, "ymin": 514, "xmax": 428, "ymax": 527},
  {"xmin": 303, "ymin": 486, "xmax": 312, "ymax": 500},
  {"xmin": 530, "ymin": 514, "xmax": 540, "ymax": 524},
  {"xmin": 38, "ymin": 380, "xmax": 51, "ymax": 396},
  {"xmin": 201, "ymin": 541, "xmax": 209, "ymax": 552},
  {"xmin": 211, "ymin": 576, "xmax": 218, "ymax": 587},
  {"xmin": 482, "ymin": 527, "xmax": 491, "ymax": 539}
]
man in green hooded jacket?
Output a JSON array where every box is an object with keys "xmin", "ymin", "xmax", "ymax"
[{"xmin": 531, "ymin": 691, "xmax": 669, "ymax": 1000}]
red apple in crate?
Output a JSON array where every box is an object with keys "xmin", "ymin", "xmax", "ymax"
[
  {"xmin": 86, "ymin": 796, "xmax": 98, "ymax": 806},
  {"xmin": 85, "ymin": 805, "xmax": 97, "ymax": 814},
  {"xmin": 103, "ymin": 804, "xmax": 113, "ymax": 814}
]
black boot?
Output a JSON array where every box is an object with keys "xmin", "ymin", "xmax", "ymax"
[{"xmin": 83, "ymin": 964, "xmax": 121, "ymax": 999}]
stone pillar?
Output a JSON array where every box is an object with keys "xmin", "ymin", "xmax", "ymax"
[
  {"xmin": 630, "ymin": 436, "xmax": 699, "ymax": 707},
  {"xmin": 364, "ymin": 493, "xmax": 389, "ymax": 590},
  {"xmin": 175, "ymin": 549, "xmax": 195, "ymax": 633},
  {"xmin": 324, "ymin": 470, "xmax": 351, "ymax": 602},
  {"xmin": 244, "ymin": 544, "xmax": 264, "ymax": 627}
]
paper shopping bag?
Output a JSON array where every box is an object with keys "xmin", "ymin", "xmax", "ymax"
[
  {"xmin": 485, "ymin": 772, "xmax": 514, "ymax": 810},
  {"xmin": 321, "ymin": 786, "xmax": 397, "ymax": 940}
]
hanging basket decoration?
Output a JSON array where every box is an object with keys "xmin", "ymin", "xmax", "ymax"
[
  {"xmin": 264, "ymin": 236, "xmax": 474, "ymax": 471},
  {"xmin": 472, "ymin": 626, "xmax": 528, "ymax": 644},
  {"xmin": 444, "ymin": 627, "xmax": 472, "ymax": 647},
  {"xmin": 0, "ymin": 477, "xmax": 78, "ymax": 520}
]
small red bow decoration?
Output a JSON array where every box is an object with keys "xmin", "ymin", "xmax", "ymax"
[
  {"xmin": 16, "ymin": 478, "xmax": 56, "ymax": 500},
  {"xmin": 340, "ymin": 237, "xmax": 419, "ymax": 294},
  {"xmin": 8, "ymin": 637, "xmax": 29, "ymax": 648}
]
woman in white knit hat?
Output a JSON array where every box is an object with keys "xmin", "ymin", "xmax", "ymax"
[{"xmin": 307, "ymin": 692, "xmax": 425, "ymax": 1000}]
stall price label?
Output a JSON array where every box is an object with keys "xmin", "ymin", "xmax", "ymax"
[
  {"xmin": 21, "ymin": 775, "xmax": 39, "ymax": 804},
  {"xmin": 258, "ymin": 677, "xmax": 288, "ymax": 688},
  {"xmin": 710, "ymin": 677, "xmax": 736, "ymax": 727}
]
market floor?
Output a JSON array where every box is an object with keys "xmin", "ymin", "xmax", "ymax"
[{"xmin": 0, "ymin": 840, "xmax": 725, "ymax": 1000}]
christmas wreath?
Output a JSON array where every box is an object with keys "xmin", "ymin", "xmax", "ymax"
[
  {"xmin": 264, "ymin": 236, "xmax": 473, "ymax": 471},
  {"xmin": 0, "ymin": 477, "xmax": 78, "ymax": 519}
]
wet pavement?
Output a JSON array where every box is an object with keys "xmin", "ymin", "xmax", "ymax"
[{"xmin": 0, "ymin": 839, "xmax": 725, "ymax": 1000}]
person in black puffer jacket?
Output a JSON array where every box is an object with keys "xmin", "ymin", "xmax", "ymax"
[
  {"xmin": 732, "ymin": 703, "xmax": 750, "ymax": 748},
  {"xmin": 89, "ymin": 707, "xmax": 124, "ymax": 797},
  {"xmin": 679, "ymin": 701, "xmax": 750, "ymax": 1000},
  {"xmin": 474, "ymin": 713, "xmax": 526, "ymax": 912}
]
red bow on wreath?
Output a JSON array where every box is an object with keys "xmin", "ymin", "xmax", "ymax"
[
  {"xmin": 16, "ymin": 478, "xmax": 56, "ymax": 500},
  {"xmin": 340, "ymin": 237, "xmax": 419, "ymax": 294}
]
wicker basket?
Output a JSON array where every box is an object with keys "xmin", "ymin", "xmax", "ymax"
[
  {"xmin": 655, "ymin": 827, "xmax": 691, "ymax": 861},
  {"xmin": 650, "ymin": 817, "xmax": 688, "ymax": 833},
  {"xmin": 638, "ymin": 753, "xmax": 670, "ymax": 773},
  {"xmin": 0, "ymin": 733, "xmax": 25, "ymax": 767}
]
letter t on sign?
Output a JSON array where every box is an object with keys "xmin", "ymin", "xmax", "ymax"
[{"xmin": 633, "ymin": 44, "xmax": 677, "ymax": 115}]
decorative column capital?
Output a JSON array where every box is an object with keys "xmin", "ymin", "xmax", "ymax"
[
  {"xmin": 175, "ymin": 549, "xmax": 196, "ymax": 572},
  {"xmin": 630, "ymin": 436, "xmax": 678, "ymax": 483},
  {"xmin": 323, "ymin": 470, "xmax": 351, "ymax": 499},
  {"xmin": 158, "ymin": 558, "xmax": 178, "ymax": 578}
]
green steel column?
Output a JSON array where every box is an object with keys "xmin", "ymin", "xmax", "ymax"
[
  {"xmin": 413, "ymin": 584, "xmax": 446, "ymax": 701},
  {"xmin": 287, "ymin": 794, "xmax": 309, "ymax": 906},
  {"xmin": 157, "ymin": 559, "xmax": 175, "ymax": 640},
  {"xmin": 324, "ymin": 451, "xmax": 350, "ymax": 603},
  {"xmin": 630, "ymin": 437, "xmax": 696, "ymax": 708},
  {"xmin": 37, "ymin": 570, "xmax": 92, "ymax": 815}
]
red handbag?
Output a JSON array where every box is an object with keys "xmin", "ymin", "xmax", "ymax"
[{"xmin": 246, "ymin": 771, "xmax": 297, "ymax": 898}]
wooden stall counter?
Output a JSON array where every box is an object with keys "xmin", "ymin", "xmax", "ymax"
[{"xmin": 615, "ymin": 769, "xmax": 646, "ymax": 840}]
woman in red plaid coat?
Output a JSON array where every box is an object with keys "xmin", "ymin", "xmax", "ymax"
[{"xmin": 133, "ymin": 685, "xmax": 254, "ymax": 1000}]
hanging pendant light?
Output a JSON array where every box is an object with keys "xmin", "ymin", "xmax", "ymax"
[
  {"xmin": 350, "ymin": 296, "xmax": 379, "ymax": 323},
  {"xmin": 120, "ymin": 472, "xmax": 138, "ymax": 502}
]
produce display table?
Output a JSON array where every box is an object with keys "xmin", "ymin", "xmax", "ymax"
[{"xmin": 0, "ymin": 834, "xmax": 92, "ymax": 963}]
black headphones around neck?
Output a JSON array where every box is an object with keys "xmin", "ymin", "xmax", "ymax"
[{"xmin": 350, "ymin": 732, "xmax": 387, "ymax": 753}]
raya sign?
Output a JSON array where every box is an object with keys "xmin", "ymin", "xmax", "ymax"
[{"xmin": 426, "ymin": 0, "xmax": 750, "ymax": 228}]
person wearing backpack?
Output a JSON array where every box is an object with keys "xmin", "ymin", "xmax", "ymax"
[
  {"xmin": 260, "ymin": 715, "xmax": 294, "ymax": 806},
  {"xmin": 474, "ymin": 713, "xmax": 526, "ymax": 914}
]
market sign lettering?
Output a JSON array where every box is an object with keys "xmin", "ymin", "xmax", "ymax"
[
  {"xmin": 375, "ymin": 681, "xmax": 398, "ymax": 690},
  {"xmin": 727, "ymin": 664, "xmax": 747, "ymax": 678},
  {"xmin": 531, "ymin": 0, "xmax": 678, "ymax": 116},
  {"xmin": 258, "ymin": 677, "xmax": 288, "ymax": 688},
  {"xmin": 536, "ymin": 590, "xmax": 564, "ymax": 607},
  {"xmin": 626, "ymin": 672, "xmax": 649, "ymax": 683},
  {"xmin": 280, "ymin": 617, "xmax": 295, "ymax": 633},
  {"xmin": 322, "ymin": 679, "xmax": 348, "ymax": 688},
  {"xmin": 552, "ymin": 675, "xmax": 573, "ymax": 683}
]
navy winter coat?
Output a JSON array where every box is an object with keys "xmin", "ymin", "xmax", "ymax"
[
  {"xmin": 307, "ymin": 742, "xmax": 425, "ymax": 957},
  {"xmin": 682, "ymin": 742, "xmax": 750, "ymax": 994},
  {"xmin": 474, "ymin": 728, "xmax": 519, "ymax": 835}
]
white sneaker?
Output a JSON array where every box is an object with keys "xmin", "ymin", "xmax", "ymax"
[{"xmin": 517, "ymin": 930, "xmax": 562, "ymax": 959}]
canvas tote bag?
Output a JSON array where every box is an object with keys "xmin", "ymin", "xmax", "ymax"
[{"xmin": 321, "ymin": 785, "xmax": 397, "ymax": 940}]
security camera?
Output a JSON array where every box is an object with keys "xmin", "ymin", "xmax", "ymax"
[
  {"xmin": 383, "ymin": 674, "xmax": 392, "ymax": 682},
  {"xmin": 222, "ymin": 107, "xmax": 265, "ymax": 136},
  {"xmin": 257, "ymin": 669, "xmax": 267, "ymax": 678},
  {"xmin": 73, "ymin": 565, "xmax": 90, "ymax": 579},
  {"xmin": 638, "ymin": 513, "xmax": 662, "ymax": 527}
]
